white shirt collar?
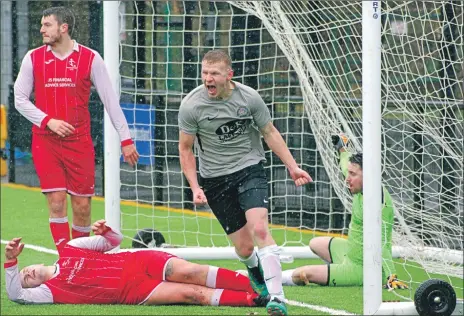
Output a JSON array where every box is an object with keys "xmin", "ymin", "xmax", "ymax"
[{"xmin": 46, "ymin": 40, "xmax": 79, "ymax": 52}]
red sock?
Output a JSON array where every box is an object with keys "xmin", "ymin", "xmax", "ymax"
[
  {"xmin": 49, "ymin": 218, "xmax": 70, "ymax": 252},
  {"xmin": 71, "ymin": 225, "xmax": 91, "ymax": 239},
  {"xmin": 214, "ymin": 268, "xmax": 254, "ymax": 293},
  {"xmin": 216, "ymin": 289, "xmax": 257, "ymax": 307}
]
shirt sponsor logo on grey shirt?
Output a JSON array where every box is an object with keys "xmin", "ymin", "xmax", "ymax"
[{"xmin": 216, "ymin": 119, "xmax": 249, "ymax": 142}]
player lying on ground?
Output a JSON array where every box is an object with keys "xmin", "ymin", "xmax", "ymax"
[
  {"xmin": 4, "ymin": 219, "xmax": 270, "ymax": 307},
  {"xmin": 239, "ymin": 134, "xmax": 409, "ymax": 290}
]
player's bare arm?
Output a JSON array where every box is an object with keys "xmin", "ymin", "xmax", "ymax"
[
  {"xmin": 259, "ymin": 122, "xmax": 313, "ymax": 186},
  {"xmin": 178, "ymin": 130, "xmax": 207, "ymax": 205}
]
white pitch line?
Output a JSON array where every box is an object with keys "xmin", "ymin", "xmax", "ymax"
[
  {"xmin": 0, "ymin": 239, "xmax": 356, "ymax": 315},
  {"xmin": 1, "ymin": 240, "xmax": 58, "ymax": 255},
  {"xmin": 286, "ymin": 299, "xmax": 356, "ymax": 315}
]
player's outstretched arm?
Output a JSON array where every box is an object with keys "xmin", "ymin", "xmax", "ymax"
[
  {"xmin": 260, "ymin": 122, "xmax": 312, "ymax": 186},
  {"xmin": 67, "ymin": 219, "xmax": 123, "ymax": 252},
  {"xmin": 4, "ymin": 238, "xmax": 53, "ymax": 304}
]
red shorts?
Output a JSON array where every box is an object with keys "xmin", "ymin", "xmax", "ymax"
[
  {"xmin": 119, "ymin": 250, "xmax": 178, "ymax": 305},
  {"xmin": 31, "ymin": 133, "xmax": 95, "ymax": 196}
]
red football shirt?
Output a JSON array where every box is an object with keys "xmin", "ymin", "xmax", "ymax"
[
  {"xmin": 14, "ymin": 41, "xmax": 132, "ymax": 145},
  {"xmin": 30, "ymin": 45, "xmax": 94, "ymax": 139},
  {"xmin": 45, "ymin": 245, "xmax": 134, "ymax": 304}
]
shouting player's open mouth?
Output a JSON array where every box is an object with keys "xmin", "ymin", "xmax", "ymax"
[{"xmin": 206, "ymin": 85, "xmax": 217, "ymax": 96}]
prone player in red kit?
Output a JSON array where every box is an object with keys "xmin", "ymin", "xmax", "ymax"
[{"xmin": 4, "ymin": 219, "xmax": 270, "ymax": 307}]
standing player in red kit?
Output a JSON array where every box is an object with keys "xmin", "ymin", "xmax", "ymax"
[
  {"xmin": 4, "ymin": 219, "xmax": 269, "ymax": 307},
  {"xmin": 13, "ymin": 7, "xmax": 139, "ymax": 249}
]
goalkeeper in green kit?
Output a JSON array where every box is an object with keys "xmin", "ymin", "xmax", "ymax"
[{"xmin": 241, "ymin": 134, "xmax": 409, "ymax": 290}]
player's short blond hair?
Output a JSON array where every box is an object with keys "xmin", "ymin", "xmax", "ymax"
[{"xmin": 202, "ymin": 50, "xmax": 232, "ymax": 68}]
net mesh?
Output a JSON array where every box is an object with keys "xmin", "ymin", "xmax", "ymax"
[{"xmin": 117, "ymin": 0, "xmax": 463, "ymax": 297}]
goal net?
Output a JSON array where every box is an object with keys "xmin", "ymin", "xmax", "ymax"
[{"xmin": 114, "ymin": 0, "xmax": 463, "ymax": 303}]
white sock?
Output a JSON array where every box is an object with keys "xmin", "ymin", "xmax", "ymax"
[
  {"xmin": 282, "ymin": 269, "xmax": 296, "ymax": 286},
  {"xmin": 258, "ymin": 245, "xmax": 284, "ymax": 300},
  {"xmin": 210, "ymin": 289, "xmax": 223, "ymax": 306},
  {"xmin": 49, "ymin": 217, "xmax": 68, "ymax": 223},
  {"xmin": 71, "ymin": 224, "xmax": 91, "ymax": 233},
  {"xmin": 206, "ymin": 266, "xmax": 219, "ymax": 288},
  {"xmin": 237, "ymin": 249, "xmax": 259, "ymax": 268}
]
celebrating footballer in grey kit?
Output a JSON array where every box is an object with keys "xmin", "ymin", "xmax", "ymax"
[{"xmin": 178, "ymin": 49, "xmax": 313, "ymax": 316}]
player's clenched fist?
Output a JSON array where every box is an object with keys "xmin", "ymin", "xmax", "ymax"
[
  {"xmin": 122, "ymin": 144, "xmax": 139, "ymax": 166},
  {"xmin": 289, "ymin": 167, "xmax": 313, "ymax": 187},
  {"xmin": 192, "ymin": 187, "xmax": 208, "ymax": 205},
  {"xmin": 46, "ymin": 118, "xmax": 75, "ymax": 137}
]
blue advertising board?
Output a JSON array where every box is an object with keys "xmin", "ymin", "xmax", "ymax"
[{"xmin": 120, "ymin": 103, "xmax": 155, "ymax": 166}]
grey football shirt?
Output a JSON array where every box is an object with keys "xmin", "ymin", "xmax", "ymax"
[{"xmin": 178, "ymin": 81, "xmax": 272, "ymax": 178}]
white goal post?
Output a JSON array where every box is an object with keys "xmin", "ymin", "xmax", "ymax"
[
  {"xmin": 103, "ymin": 1, "xmax": 121, "ymax": 245},
  {"xmin": 362, "ymin": 1, "xmax": 383, "ymax": 313},
  {"xmin": 103, "ymin": 1, "xmax": 463, "ymax": 315}
]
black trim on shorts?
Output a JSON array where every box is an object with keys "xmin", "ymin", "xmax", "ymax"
[
  {"xmin": 326, "ymin": 263, "xmax": 330, "ymax": 286},
  {"xmin": 328, "ymin": 237, "xmax": 335, "ymax": 264}
]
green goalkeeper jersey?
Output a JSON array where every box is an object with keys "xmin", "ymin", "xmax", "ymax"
[{"xmin": 339, "ymin": 151, "xmax": 396, "ymax": 278}]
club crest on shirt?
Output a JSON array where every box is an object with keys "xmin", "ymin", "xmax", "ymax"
[
  {"xmin": 61, "ymin": 258, "xmax": 71, "ymax": 267},
  {"xmin": 67, "ymin": 58, "xmax": 78, "ymax": 71},
  {"xmin": 236, "ymin": 106, "xmax": 249, "ymax": 118}
]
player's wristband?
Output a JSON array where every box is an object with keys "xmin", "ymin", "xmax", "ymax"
[
  {"xmin": 40, "ymin": 116, "xmax": 52, "ymax": 130},
  {"xmin": 121, "ymin": 139, "xmax": 134, "ymax": 147},
  {"xmin": 4, "ymin": 259, "xmax": 18, "ymax": 268}
]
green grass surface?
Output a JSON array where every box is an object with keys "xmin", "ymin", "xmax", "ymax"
[{"xmin": 1, "ymin": 184, "xmax": 462, "ymax": 315}]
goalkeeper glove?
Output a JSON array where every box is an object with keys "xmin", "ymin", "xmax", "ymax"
[
  {"xmin": 331, "ymin": 133, "xmax": 350, "ymax": 151},
  {"xmin": 384, "ymin": 274, "xmax": 409, "ymax": 291}
]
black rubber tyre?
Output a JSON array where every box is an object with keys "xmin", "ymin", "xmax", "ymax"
[
  {"xmin": 414, "ymin": 279, "xmax": 457, "ymax": 316},
  {"xmin": 132, "ymin": 228, "xmax": 166, "ymax": 248}
]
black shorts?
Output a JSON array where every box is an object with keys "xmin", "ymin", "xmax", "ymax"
[{"xmin": 200, "ymin": 162, "xmax": 269, "ymax": 235}]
